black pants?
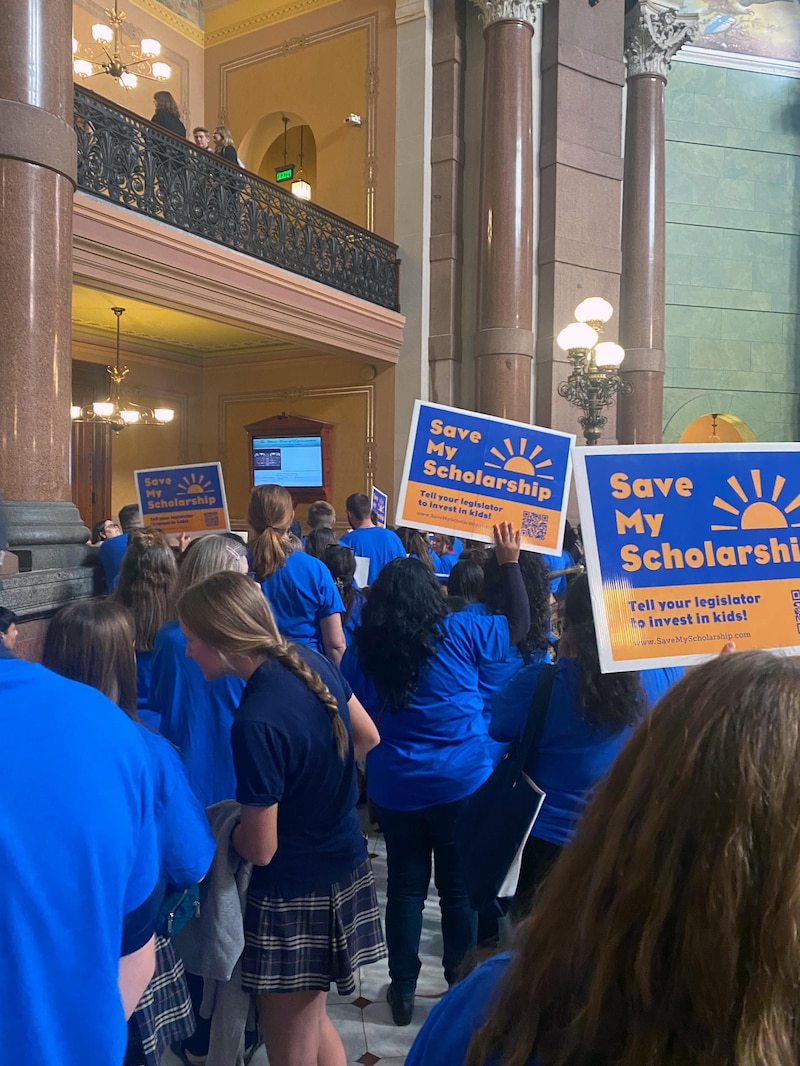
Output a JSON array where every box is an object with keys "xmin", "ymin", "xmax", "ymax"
[{"xmin": 512, "ymin": 836, "xmax": 563, "ymax": 923}]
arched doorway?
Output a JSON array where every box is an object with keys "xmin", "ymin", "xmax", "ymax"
[
  {"xmin": 238, "ymin": 112, "xmax": 317, "ymax": 197},
  {"xmin": 679, "ymin": 412, "xmax": 757, "ymax": 444}
]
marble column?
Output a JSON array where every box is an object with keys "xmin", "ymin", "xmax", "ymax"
[
  {"xmin": 429, "ymin": 0, "xmax": 466, "ymax": 407},
  {"xmin": 0, "ymin": 0, "xmax": 89, "ymax": 563},
  {"xmin": 472, "ymin": 0, "xmax": 542, "ymax": 423},
  {"xmin": 617, "ymin": 0, "xmax": 697, "ymax": 444}
]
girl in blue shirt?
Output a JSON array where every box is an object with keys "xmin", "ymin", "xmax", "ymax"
[
  {"xmin": 43, "ymin": 598, "xmax": 215, "ymax": 1066},
  {"xmin": 323, "ymin": 543, "xmax": 367, "ymax": 646},
  {"xmin": 113, "ymin": 528, "xmax": 179, "ymax": 729},
  {"xmin": 248, "ymin": 484, "xmax": 346, "ymax": 663},
  {"xmin": 491, "ymin": 573, "xmax": 682, "ymax": 920},
  {"xmin": 408, "ymin": 649, "xmax": 798, "ymax": 1066},
  {"xmin": 150, "ymin": 534, "xmax": 249, "ymax": 808},
  {"xmin": 341, "ymin": 523, "xmax": 530, "ymax": 1027}
]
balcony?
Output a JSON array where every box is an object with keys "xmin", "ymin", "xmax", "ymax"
[{"xmin": 74, "ymin": 86, "xmax": 400, "ymax": 312}]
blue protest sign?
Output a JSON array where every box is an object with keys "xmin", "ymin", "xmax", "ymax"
[
  {"xmin": 574, "ymin": 443, "xmax": 800, "ymax": 671},
  {"xmin": 396, "ymin": 401, "xmax": 574, "ymax": 554},
  {"xmin": 135, "ymin": 462, "xmax": 230, "ymax": 535}
]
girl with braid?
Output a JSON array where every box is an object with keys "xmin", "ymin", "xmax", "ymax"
[{"xmin": 177, "ymin": 571, "xmax": 384, "ymax": 1066}]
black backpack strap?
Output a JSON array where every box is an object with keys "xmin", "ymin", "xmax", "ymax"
[{"xmin": 509, "ymin": 663, "xmax": 556, "ymax": 776}]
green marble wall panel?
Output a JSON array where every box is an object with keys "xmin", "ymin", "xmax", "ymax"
[{"xmin": 663, "ymin": 62, "xmax": 800, "ymax": 443}]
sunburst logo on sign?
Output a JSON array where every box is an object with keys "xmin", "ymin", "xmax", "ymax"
[
  {"xmin": 711, "ymin": 470, "xmax": 800, "ymax": 531},
  {"xmin": 484, "ymin": 439, "xmax": 554, "ymax": 479},
  {"xmin": 177, "ymin": 472, "xmax": 214, "ymax": 496}
]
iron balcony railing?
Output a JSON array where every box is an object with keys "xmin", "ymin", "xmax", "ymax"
[{"xmin": 74, "ymin": 86, "xmax": 400, "ymax": 311}]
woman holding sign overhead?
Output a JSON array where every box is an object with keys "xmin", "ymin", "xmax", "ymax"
[{"xmin": 341, "ymin": 522, "xmax": 530, "ymax": 1027}]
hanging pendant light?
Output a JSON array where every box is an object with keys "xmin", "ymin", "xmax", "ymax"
[
  {"xmin": 72, "ymin": 1, "xmax": 171, "ymax": 89},
  {"xmin": 291, "ymin": 125, "xmax": 312, "ymax": 201},
  {"xmin": 71, "ymin": 307, "xmax": 175, "ymax": 432}
]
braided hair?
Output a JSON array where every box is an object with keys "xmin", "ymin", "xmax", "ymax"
[{"xmin": 177, "ymin": 570, "xmax": 348, "ymax": 758}]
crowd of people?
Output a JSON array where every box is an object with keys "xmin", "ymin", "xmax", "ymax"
[
  {"xmin": 3, "ymin": 483, "xmax": 798, "ymax": 1066},
  {"xmin": 150, "ymin": 91, "xmax": 243, "ymax": 169}
]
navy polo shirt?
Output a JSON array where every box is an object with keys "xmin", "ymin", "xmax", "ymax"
[{"xmin": 231, "ymin": 646, "xmax": 366, "ymax": 895}]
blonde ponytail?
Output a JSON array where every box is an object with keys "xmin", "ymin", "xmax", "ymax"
[
  {"xmin": 247, "ymin": 484, "xmax": 295, "ymax": 581},
  {"xmin": 251, "ymin": 526, "xmax": 290, "ymax": 581}
]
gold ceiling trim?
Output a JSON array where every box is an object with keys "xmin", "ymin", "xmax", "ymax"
[
  {"xmin": 204, "ymin": 0, "xmax": 341, "ymax": 45},
  {"xmin": 125, "ymin": 0, "xmax": 205, "ymax": 44}
]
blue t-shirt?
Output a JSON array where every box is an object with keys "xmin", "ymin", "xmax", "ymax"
[
  {"xmin": 135, "ymin": 648, "xmax": 161, "ymax": 731},
  {"xmin": 432, "ymin": 550, "xmax": 458, "ymax": 577},
  {"xmin": 341, "ymin": 611, "xmax": 510, "ymax": 811},
  {"xmin": 407, "ymin": 952, "xmax": 518, "ymax": 1066},
  {"xmin": 338, "ymin": 526, "xmax": 406, "ymax": 585},
  {"xmin": 136, "ymin": 724, "xmax": 216, "ymax": 888},
  {"xmin": 150, "ymin": 621, "xmax": 244, "ymax": 807},
  {"xmin": 0, "ymin": 656, "xmax": 160, "ymax": 1066},
  {"xmin": 544, "ymin": 548, "xmax": 574, "ymax": 599},
  {"xmin": 98, "ymin": 532, "xmax": 129, "ymax": 591},
  {"xmin": 466, "ymin": 603, "xmax": 551, "ymax": 766},
  {"xmin": 491, "ymin": 659, "xmax": 684, "ymax": 846},
  {"xmin": 231, "ymin": 646, "xmax": 366, "ymax": 894},
  {"xmin": 260, "ymin": 550, "xmax": 344, "ymax": 654},
  {"xmin": 342, "ymin": 590, "xmax": 366, "ymax": 646}
]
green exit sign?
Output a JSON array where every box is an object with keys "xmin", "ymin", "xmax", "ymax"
[{"xmin": 275, "ymin": 165, "xmax": 295, "ymax": 182}]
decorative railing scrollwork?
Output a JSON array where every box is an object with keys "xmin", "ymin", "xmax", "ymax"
[{"xmin": 74, "ymin": 86, "xmax": 400, "ymax": 311}]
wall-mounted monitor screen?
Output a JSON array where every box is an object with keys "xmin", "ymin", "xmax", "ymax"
[{"xmin": 252, "ymin": 435, "xmax": 323, "ymax": 488}]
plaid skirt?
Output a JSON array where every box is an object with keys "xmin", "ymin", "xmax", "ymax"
[
  {"xmin": 241, "ymin": 858, "xmax": 386, "ymax": 996},
  {"xmin": 125, "ymin": 935, "xmax": 195, "ymax": 1066}
]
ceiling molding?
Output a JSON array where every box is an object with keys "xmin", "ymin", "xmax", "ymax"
[
  {"xmin": 204, "ymin": 0, "xmax": 342, "ymax": 45},
  {"xmin": 127, "ymin": 0, "xmax": 205, "ymax": 44}
]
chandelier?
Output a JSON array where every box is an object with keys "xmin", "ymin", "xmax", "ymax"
[
  {"xmin": 71, "ymin": 307, "xmax": 175, "ymax": 432},
  {"xmin": 73, "ymin": 2, "xmax": 170, "ymax": 90},
  {"xmin": 556, "ymin": 297, "xmax": 631, "ymax": 446}
]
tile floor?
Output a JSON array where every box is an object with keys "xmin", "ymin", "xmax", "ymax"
[{"xmin": 163, "ymin": 823, "xmax": 446, "ymax": 1065}]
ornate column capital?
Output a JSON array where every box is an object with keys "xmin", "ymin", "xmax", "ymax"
[
  {"xmin": 471, "ymin": 0, "xmax": 545, "ymax": 31},
  {"xmin": 624, "ymin": 0, "xmax": 698, "ymax": 79}
]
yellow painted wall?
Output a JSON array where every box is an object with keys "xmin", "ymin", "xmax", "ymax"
[
  {"xmin": 200, "ymin": 353, "xmax": 396, "ymax": 527},
  {"xmin": 72, "ymin": 341, "xmax": 203, "ymax": 520},
  {"xmin": 203, "ymin": 0, "xmax": 396, "ymax": 236},
  {"xmin": 71, "ymin": 345, "xmax": 396, "ymax": 530},
  {"xmin": 72, "ymin": 0, "xmax": 205, "ymax": 132}
]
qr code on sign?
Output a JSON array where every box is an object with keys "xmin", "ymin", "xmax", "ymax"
[{"xmin": 521, "ymin": 509, "xmax": 549, "ymax": 540}]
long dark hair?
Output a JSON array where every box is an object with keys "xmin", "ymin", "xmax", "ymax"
[
  {"xmin": 43, "ymin": 599, "xmax": 138, "ymax": 719},
  {"xmin": 563, "ymin": 573, "xmax": 644, "ymax": 730},
  {"xmin": 153, "ymin": 90, "xmax": 180, "ymax": 117},
  {"xmin": 354, "ymin": 556, "xmax": 446, "ymax": 708},
  {"xmin": 395, "ymin": 526, "xmax": 435, "ymax": 572},
  {"xmin": 467, "ymin": 651, "xmax": 800, "ymax": 1066},
  {"xmin": 113, "ymin": 528, "xmax": 177, "ymax": 652},
  {"xmin": 305, "ymin": 527, "xmax": 338, "ymax": 560},
  {"xmin": 324, "ymin": 544, "xmax": 361, "ymax": 621},
  {"xmin": 447, "ymin": 559, "xmax": 484, "ymax": 604},
  {"xmin": 482, "ymin": 550, "xmax": 550, "ymax": 662}
]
